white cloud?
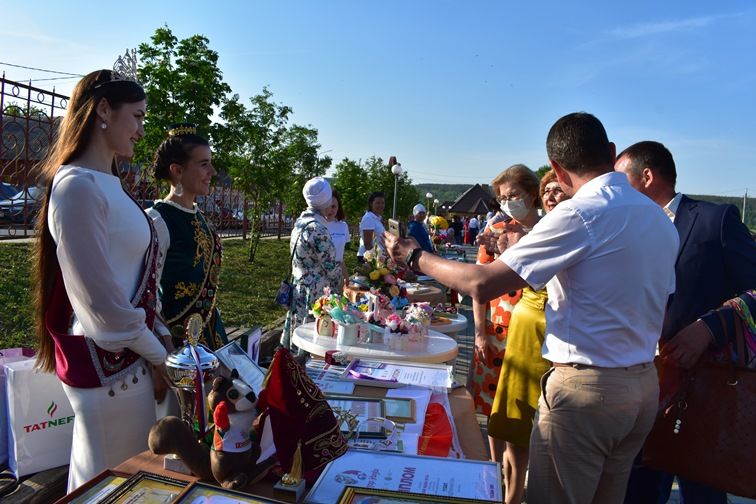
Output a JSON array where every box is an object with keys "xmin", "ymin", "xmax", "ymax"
[{"xmin": 607, "ymin": 12, "xmax": 742, "ymax": 40}]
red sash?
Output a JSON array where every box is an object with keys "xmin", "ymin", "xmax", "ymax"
[{"xmin": 46, "ymin": 214, "xmax": 160, "ymax": 388}]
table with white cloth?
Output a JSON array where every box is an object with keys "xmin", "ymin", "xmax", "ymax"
[
  {"xmin": 292, "ymin": 322, "xmax": 459, "ymax": 364},
  {"xmin": 429, "ymin": 312, "xmax": 468, "ymax": 337}
]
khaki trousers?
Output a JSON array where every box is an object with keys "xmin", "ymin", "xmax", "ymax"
[{"xmin": 527, "ymin": 363, "xmax": 658, "ymax": 504}]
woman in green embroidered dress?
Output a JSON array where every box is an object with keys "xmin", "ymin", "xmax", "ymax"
[{"xmin": 148, "ymin": 124, "xmax": 227, "ymax": 352}]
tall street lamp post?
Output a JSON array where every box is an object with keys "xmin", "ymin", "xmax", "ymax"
[
  {"xmin": 426, "ymin": 192, "xmax": 433, "ymax": 212},
  {"xmin": 391, "ymin": 162, "xmax": 403, "ymax": 219},
  {"xmin": 434, "ymin": 198, "xmax": 440, "ymax": 214}
]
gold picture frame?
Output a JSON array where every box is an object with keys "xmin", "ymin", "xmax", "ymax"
[
  {"xmin": 325, "ymin": 395, "xmax": 387, "ymax": 438},
  {"xmin": 174, "ymin": 481, "xmax": 288, "ymax": 503},
  {"xmin": 99, "ymin": 470, "xmax": 188, "ymax": 504},
  {"xmin": 382, "ymin": 397, "xmax": 416, "ymax": 423},
  {"xmin": 338, "ymin": 486, "xmax": 496, "ymax": 503},
  {"xmin": 56, "ymin": 469, "xmax": 131, "ymax": 504}
]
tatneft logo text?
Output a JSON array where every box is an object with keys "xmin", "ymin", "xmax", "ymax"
[{"xmin": 23, "ymin": 401, "xmax": 74, "ymax": 433}]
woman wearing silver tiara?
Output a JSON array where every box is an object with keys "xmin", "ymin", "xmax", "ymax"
[
  {"xmin": 147, "ymin": 124, "xmax": 227, "ymax": 358},
  {"xmin": 33, "ymin": 67, "xmax": 171, "ymax": 491}
]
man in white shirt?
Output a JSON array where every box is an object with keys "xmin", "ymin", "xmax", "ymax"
[
  {"xmin": 383, "ymin": 113, "xmax": 679, "ymax": 503},
  {"xmin": 467, "ymin": 214, "xmax": 480, "ymax": 243}
]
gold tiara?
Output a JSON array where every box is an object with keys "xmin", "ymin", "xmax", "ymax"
[{"xmin": 168, "ymin": 125, "xmax": 197, "ymax": 137}]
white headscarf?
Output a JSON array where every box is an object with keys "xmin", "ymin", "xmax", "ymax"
[{"xmin": 302, "ymin": 177, "xmax": 332, "ymax": 209}]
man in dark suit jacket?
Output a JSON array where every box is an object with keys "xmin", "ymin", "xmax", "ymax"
[{"xmin": 616, "ymin": 141, "xmax": 756, "ymax": 503}]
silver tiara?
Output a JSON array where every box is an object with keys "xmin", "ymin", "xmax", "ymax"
[{"xmin": 111, "ymin": 48, "xmax": 139, "ymax": 83}]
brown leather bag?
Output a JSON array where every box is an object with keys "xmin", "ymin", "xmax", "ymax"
[{"xmin": 643, "ymin": 318, "xmax": 756, "ymax": 498}]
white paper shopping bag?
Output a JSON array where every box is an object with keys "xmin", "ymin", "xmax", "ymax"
[
  {"xmin": 5, "ymin": 360, "xmax": 74, "ymax": 477},
  {"xmin": 0, "ymin": 348, "xmax": 35, "ymax": 466}
]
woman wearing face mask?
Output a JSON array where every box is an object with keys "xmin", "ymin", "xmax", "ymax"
[
  {"xmin": 488, "ymin": 168, "xmax": 569, "ymax": 504},
  {"xmin": 470, "ymin": 165, "xmax": 537, "ymax": 433},
  {"xmin": 147, "ymin": 124, "xmax": 227, "ymax": 354},
  {"xmin": 33, "ymin": 69, "xmax": 170, "ymax": 491}
]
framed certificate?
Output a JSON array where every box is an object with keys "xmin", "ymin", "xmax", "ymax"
[
  {"xmin": 56, "ymin": 469, "xmax": 130, "ymax": 504},
  {"xmin": 215, "ymin": 340, "xmax": 268, "ymax": 393},
  {"xmin": 100, "ymin": 471, "xmax": 188, "ymax": 504},
  {"xmin": 338, "ymin": 486, "xmax": 497, "ymax": 503},
  {"xmin": 383, "ymin": 397, "xmax": 416, "ymax": 423},
  {"xmin": 305, "ymin": 449, "xmax": 502, "ymax": 503},
  {"xmin": 326, "ymin": 395, "xmax": 387, "ymax": 438},
  {"xmin": 174, "ymin": 481, "xmax": 287, "ymax": 503}
]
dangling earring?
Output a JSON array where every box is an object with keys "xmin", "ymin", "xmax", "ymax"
[
  {"xmin": 174, "ymin": 182, "xmax": 184, "ymax": 197},
  {"xmin": 100, "ymin": 122, "xmax": 107, "ymax": 130}
]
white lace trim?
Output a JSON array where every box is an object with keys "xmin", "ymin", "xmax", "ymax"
[{"xmin": 154, "ymin": 198, "xmax": 198, "ymax": 214}]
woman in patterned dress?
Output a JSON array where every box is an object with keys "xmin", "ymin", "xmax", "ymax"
[
  {"xmin": 148, "ymin": 124, "xmax": 227, "ymax": 352},
  {"xmin": 281, "ymin": 177, "xmax": 342, "ymax": 349}
]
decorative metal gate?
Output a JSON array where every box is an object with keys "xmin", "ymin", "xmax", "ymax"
[{"xmin": 0, "ymin": 75, "xmax": 294, "ymax": 240}]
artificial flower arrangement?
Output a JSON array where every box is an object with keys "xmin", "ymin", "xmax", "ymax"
[
  {"xmin": 428, "ymin": 215, "xmax": 449, "ymax": 231},
  {"xmin": 364, "ymin": 291, "xmax": 395, "ymax": 326},
  {"xmin": 354, "ymin": 248, "xmax": 414, "ymax": 309},
  {"xmin": 428, "ymin": 215, "xmax": 451, "ymax": 245},
  {"xmin": 311, "ymin": 288, "xmax": 364, "ymax": 337},
  {"xmin": 384, "ymin": 303, "xmax": 433, "ymax": 352}
]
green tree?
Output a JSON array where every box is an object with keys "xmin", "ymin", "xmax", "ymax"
[
  {"xmin": 214, "ymin": 88, "xmax": 293, "ymax": 261},
  {"xmin": 136, "ymin": 25, "xmax": 231, "ymax": 170},
  {"xmin": 363, "ymin": 156, "xmax": 420, "ymax": 221},
  {"xmin": 279, "ymin": 124, "xmax": 331, "ymax": 216},
  {"xmin": 535, "ymin": 165, "xmax": 551, "ymax": 179},
  {"xmin": 3, "ymin": 103, "xmax": 48, "ymax": 119},
  {"xmin": 332, "ymin": 158, "xmax": 369, "ymax": 224}
]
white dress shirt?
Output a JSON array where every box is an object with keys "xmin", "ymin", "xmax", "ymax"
[
  {"xmin": 358, "ymin": 211, "xmax": 385, "ymax": 257},
  {"xmin": 663, "ymin": 192, "xmax": 683, "ymax": 221},
  {"xmin": 501, "ymin": 172, "xmax": 679, "ymax": 367}
]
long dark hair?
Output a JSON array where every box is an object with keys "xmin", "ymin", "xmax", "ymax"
[
  {"xmin": 32, "ymin": 70, "xmax": 145, "ymax": 373},
  {"xmin": 332, "ymin": 190, "xmax": 346, "ymax": 221}
]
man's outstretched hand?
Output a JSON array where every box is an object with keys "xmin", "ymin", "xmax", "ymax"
[{"xmin": 383, "ymin": 232, "xmax": 420, "ymax": 266}]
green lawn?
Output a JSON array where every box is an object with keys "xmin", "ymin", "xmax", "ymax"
[
  {"xmin": 0, "ymin": 237, "xmax": 360, "ymax": 350},
  {"xmin": 0, "ymin": 243, "xmax": 34, "ymax": 348}
]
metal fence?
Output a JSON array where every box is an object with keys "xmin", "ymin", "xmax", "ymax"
[{"xmin": 0, "ymin": 75, "xmax": 293, "ymax": 240}]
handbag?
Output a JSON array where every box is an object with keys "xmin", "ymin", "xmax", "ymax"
[
  {"xmin": 642, "ymin": 314, "xmax": 756, "ymax": 498},
  {"xmin": 275, "ymin": 220, "xmax": 317, "ymax": 308}
]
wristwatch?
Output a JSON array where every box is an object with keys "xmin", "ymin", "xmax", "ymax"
[{"xmin": 405, "ymin": 247, "xmax": 423, "ymax": 269}]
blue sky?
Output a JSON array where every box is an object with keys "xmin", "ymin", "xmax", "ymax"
[{"xmin": 2, "ymin": 1, "xmax": 754, "ymax": 196}]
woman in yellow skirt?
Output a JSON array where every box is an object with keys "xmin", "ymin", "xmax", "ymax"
[{"xmin": 488, "ymin": 169, "xmax": 569, "ymax": 504}]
